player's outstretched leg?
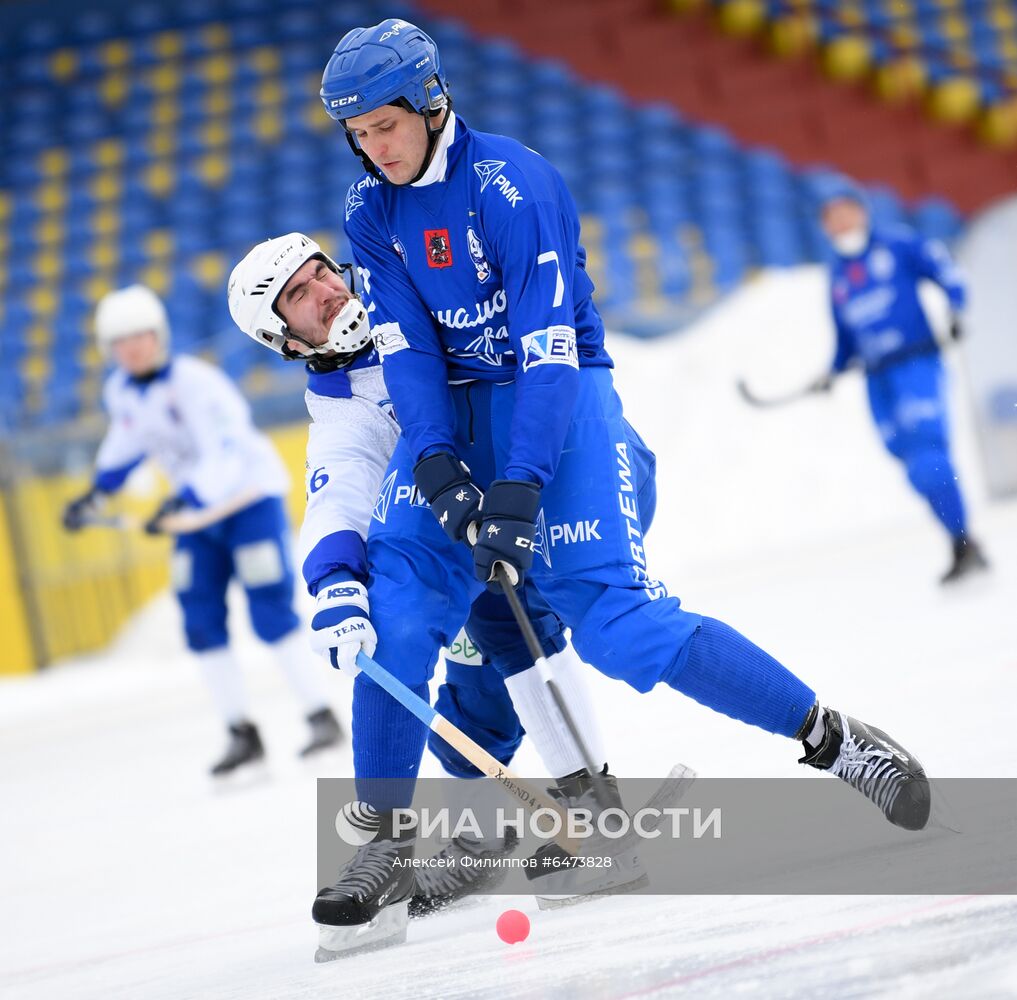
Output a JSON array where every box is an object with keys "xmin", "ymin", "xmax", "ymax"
[
  {"xmin": 798, "ymin": 706, "xmax": 930, "ymax": 830},
  {"xmin": 210, "ymin": 721, "xmax": 265, "ymax": 777},
  {"xmin": 313, "ymin": 811, "xmax": 417, "ymax": 961}
]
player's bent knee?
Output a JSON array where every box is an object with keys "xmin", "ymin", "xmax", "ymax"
[
  {"xmin": 235, "ymin": 540, "xmax": 286, "ymax": 587},
  {"xmin": 571, "ymin": 590, "xmax": 700, "ymax": 693}
]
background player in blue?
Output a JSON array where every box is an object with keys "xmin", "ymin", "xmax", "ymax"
[
  {"xmin": 814, "ymin": 176, "xmax": 988, "ymax": 584},
  {"xmin": 313, "ymin": 17, "xmax": 933, "ymax": 943},
  {"xmin": 62, "ymin": 284, "xmax": 343, "ymax": 777}
]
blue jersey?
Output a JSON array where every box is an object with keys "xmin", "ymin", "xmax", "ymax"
[
  {"xmin": 344, "ymin": 116, "xmax": 613, "ymax": 487},
  {"xmin": 828, "ymin": 225, "xmax": 966, "ymax": 374}
]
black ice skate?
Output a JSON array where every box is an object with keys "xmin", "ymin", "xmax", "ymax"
[
  {"xmin": 799, "ymin": 708, "xmax": 931, "ymax": 830},
  {"xmin": 940, "ymin": 536, "xmax": 989, "ymax": 585},
  {"xmin": 210, "ymin": 721, "xmax": 264, "ymax": 777},
  {"xmin": 408, "ymin": 827, "xmax": 520, "ymax": 919},
  {"xmin": 529, "ymin": 766, "xmax": 648, "ymax": 910},
  {"xmin": 313, "ymin": 810, "xmax": 417, "ymax": 962},
  {"xmin": 298, "ymin": 707, "xmax": 344, "ymax": 758}
]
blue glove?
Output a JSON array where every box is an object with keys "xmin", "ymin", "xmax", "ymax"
[
  {"xmin": 62, "ymin": 488, "xmax": 105, "ymax": 532},
  {"xmin": 413, "ymin": 452, "xmax": 483, "ymax": 545},
  {"xmin": 472, "ymin": 480, "xmax": 541, "ymax": 590},
  {"xmin": 144, "ymin": 495, "xmax": 189, "ymax": 535}
]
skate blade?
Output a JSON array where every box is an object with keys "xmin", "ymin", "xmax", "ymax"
[
  {"xmin": 314, "ymin": 901, "xmax": 408, "ymax": 962},
  {"xmin": 536, "ymin": 872, "xmax": 650, "ymax": 911},
  {"xmin": 209, "ymin": 760, "xmax": 270, "ymax": 791}
]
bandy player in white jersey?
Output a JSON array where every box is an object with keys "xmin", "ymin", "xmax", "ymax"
[
  {"xmin": 228, "ymin": 233, "xmax": 658, "ymax": 930},
  {"xmin": 62, "ymin": 284, "xmax": 344, "ymax": 776}
]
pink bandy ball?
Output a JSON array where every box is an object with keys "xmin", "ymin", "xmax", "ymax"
[{"xmin": 496, "ymin": 909, "xmax": 530, "ymax": 945}]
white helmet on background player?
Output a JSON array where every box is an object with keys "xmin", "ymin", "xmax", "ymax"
[
  {"xmin": 227, "ymin": 232, "xmax": 371, "ymax": 370},
  {"xmin": 94, "ymin": 284, "xmax": 171, "ymax": 363}
]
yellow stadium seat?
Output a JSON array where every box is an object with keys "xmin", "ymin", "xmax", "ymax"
[
  {"xmin": 101, "ymin": 39, "xmax": 132, "ymax": 69},
  {"xmin": 0, "ymin": 192, "xmax": 11, "ymax": 223},
  {"xmin": 151, "ymin": 100, "xmax": 181, "ymax": 127},
  {"xmin": 152, "ymin": 31, "xmax": 184, "ymax": 60},
  {"xmin": 254, "ymin": 112, "xmax": 282, "ymax": 142},
  {"xmin": 137, "ymin": 266, "xmax": 170, "ymax": 296},
  {"xmin": 91, "ymin": 207, "xmax": 122, "ymax": 237},
  {"xmin": 92, "ymin": 139, "xmax": 125, "ymax": 169},
  {"xmin": 89, "ymin": 172, "xmax": 123, "ymax": 203},
  {"xmin": 928, "ymin": 75, "xmax": 980, "ymax": 123},
  {"xmin": 201, "ymin": 120, "xmax": 230, "ymax": 148},
  {"xmin": 769, "ymin": 14, "xmax": 815, "ymax": 58},
  {"xmin": 890, "ymin": 24, "xmax": 920, "ymax": 52},
  {"xmin": 34, "ymin": 217, "xmax": 64, "ymax": 247},
  {"xmin": 38, "ymin": 149, "xmax": 69, "ymax": 178},
  {"xmin": 144, "ymin": 229, "xmax": 174, "ymax": 259},
  {"xmin": 940, "ymin": 14, "xmax": 969, "ymax": 41},
  {"xmin": 100, "ymin": 74, "xmax": 130, "ymax": 107},
  {"xmin": 201, "ymin": 55, "xmax": 233, "ymax": 85},
  {"xmin": 873, "ymin": 56, "xmax": 928, "ymax": 102},
  {"xmin": 198, "ymin": 154, "xmax": 229, "ymax": 186},
  {"xmin": 83, "ymin": 274, "xmax": 116, "ymax": 303},
  {"xmin": 718, "ymin": 0, "xmax": 766, "ymax": 36},
  {"xmin": 22, "ymin": 353, "xmax": 52, "ymax": 384},
  {"xmin": 191, "ymin": 252, "xmax": 227, "ymax": 289},
  {"xmin": 146, "ymin": 64, "xmax": 180, "ymax": 95},
  {"xmin": 824, "ymin": 34, "xmax": 873, "ymax": 81},
  {"xmin": 35, "ymin": 183, "xmax": 67, "ymax": 213},
  {"xmin": 88, "ymin": 241, "xmax": 120, "ymax": 270},
  {"xmin": 249, "ymin": 47, "xmax": 280, "ymax": 74},
  {"xmin": 143, "ymin": 162, "xmax": 175, "ymax": 198},
  {"xmin": 256, "ymin": 80, "xmax": 283, "ymax": 107},
  {"xmin": 33, "ymin": 251, "xmax": 62, "ymax": 281},
  {"xmin": 49, "ymin": 48, "xmax": 78, "ymax": 81},
  {"xmin": 28, "ymin": 286, "xmax": 58, "ymax": 317},
  {"xmin": 978, "ymin": 97, "xmax": 1017, "ymax": 147}
]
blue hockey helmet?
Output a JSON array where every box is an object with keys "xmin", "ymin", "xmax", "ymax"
[
  {"xmin": 810, "ymin": 172, "xmax": 870, "ymax": 213},
  {"xmin": 321, "ymin": 19, "xmax": 452, "ymax": 185}
]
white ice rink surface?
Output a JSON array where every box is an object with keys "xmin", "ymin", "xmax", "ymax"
[{"xmin": 3, "ymin": 269, "xmax": 1015, "ymax": 999}]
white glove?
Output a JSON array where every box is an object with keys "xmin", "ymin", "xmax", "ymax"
[{"xmin": 310, "ymin": 581, "xmax": 377, "ymax": 678}]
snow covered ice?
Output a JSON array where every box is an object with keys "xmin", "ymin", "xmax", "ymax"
[{"xmin": 2, "ymin": 269, "xmax": 1015, "ymax": 999}]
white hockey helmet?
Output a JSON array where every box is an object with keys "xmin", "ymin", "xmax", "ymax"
[
  {"xmin": 227, "ymin": 232, "xmax": 371, "ymax": 366},
  {"xmin": 94, "ymin": 284, "xmax": 171, "ymax": 358}
]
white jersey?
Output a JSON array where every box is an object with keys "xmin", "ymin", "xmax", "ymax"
[
  {"xmin": 298, "ymin": 358, "xmax": 400, "ymax": 590},
  {"xmin": 96, "ymin": 355, "xmax": 289, "ymax": 506}
]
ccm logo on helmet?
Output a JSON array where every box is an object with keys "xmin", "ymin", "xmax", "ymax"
[{"xmin": 329, "ymin": 94, "xmax": 360, "ymax": 108}]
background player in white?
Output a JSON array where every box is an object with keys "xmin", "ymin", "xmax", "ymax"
[
  {"xmin": 228, "ymin": 234, "xmax": 657, "ymax": 929},
  {"xmin": 62, "ymin": 284, "xmax": 343, "ymax": 776}
]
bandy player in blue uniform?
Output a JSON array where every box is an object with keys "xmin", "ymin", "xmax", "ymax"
[
  {"xmin": 228, "ymin": 234, "xmax": 662, "ymax": 940},
  {"xmin": 308, "ymin": 19, "xmax": 933, "ymax": 948},
  {"xmin": 814, "ymin": 176, "xmax": 988, "ymax": 584}
]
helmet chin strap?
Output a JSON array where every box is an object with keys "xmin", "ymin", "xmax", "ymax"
[{"xmin": 343, "ymin": 100, "xmax": 453, "ymax": 186}]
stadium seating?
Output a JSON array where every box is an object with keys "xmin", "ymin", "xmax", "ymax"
[
  {"xmin": 701, "ymin": 0, "xmax": 1017, "ymax": 147},
  {"xmin": 0, "ymin": 0, "xmax": 965, "ymax": 429}
]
